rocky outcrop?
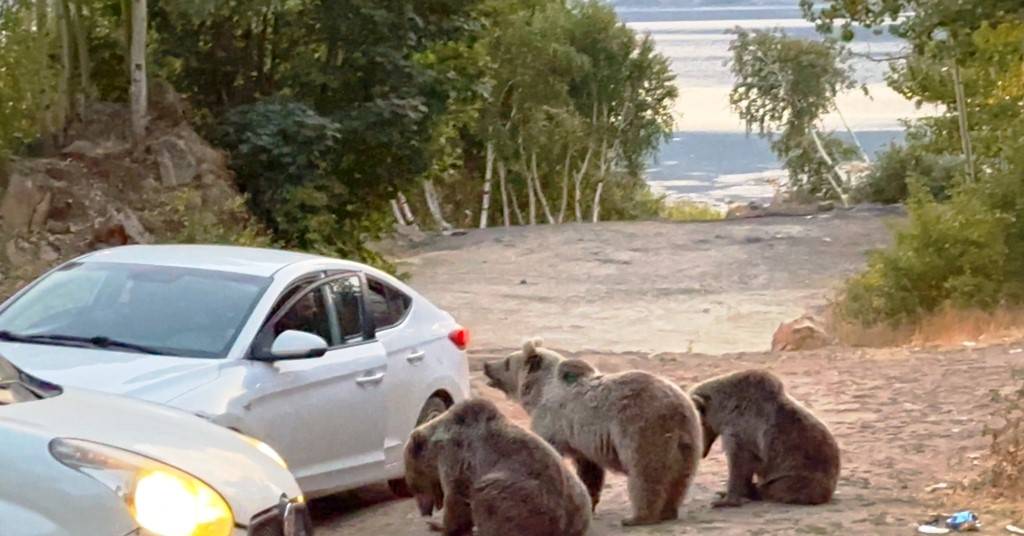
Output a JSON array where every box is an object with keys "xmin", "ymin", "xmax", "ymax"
[{"xmin": 771, "ymin": 314, "xmax": 831, "ymax": 352}]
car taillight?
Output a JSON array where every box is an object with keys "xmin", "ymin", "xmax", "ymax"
[{"xmin": 449, "ymin": 327, "xmax": 469, "ymax": 350}]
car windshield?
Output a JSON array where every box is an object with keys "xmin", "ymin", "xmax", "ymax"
[{"xmin": 0, "ymin": 262, "xmax": 271, "ymax": 359}]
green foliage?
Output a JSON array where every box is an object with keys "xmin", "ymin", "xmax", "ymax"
[
  {"xmin": 842, "ymin": 181, "xmax": 1015, "ymax": 326},
  {"xmin": 160, "ymin": 187, "xmax": 274, "ymax": 248},
  {"xmin": 659, "ymin": 199, "xmax": 724, "ymax": 222},
  {"xmin": 0, "ymin": 3, "xmax": 59, "ymax": 157},
  {"xmin": 214, "ymin": 100, "xmax": 393, "ymax": 264},
  {"xmin": 852, "ymin": 142, "xmax": 960, "ymax": 204},
  {"xmin": 728, "ymin": 28, "xmax": 858, "ymax": 197}
]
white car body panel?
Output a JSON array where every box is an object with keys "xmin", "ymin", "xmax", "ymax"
[
  {"xmin": 0, "ymin": 384, "xmax": 302, "ymax": 535},
  {"xmin": 1, "ymin": 245, "xmax": 472, "ymax": 499}
]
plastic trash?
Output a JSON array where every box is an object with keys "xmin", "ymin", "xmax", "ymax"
[
  {"xmin": 918, "ymin": 525, "xmax": 951, "ymax": 535},
  {"xmin": 947, "ymin": 511, "xmax": 980, "ymax": 531},
  {"xmin": 1007, "ymin": 524, "xmax": 1024, "ymax": 535}
]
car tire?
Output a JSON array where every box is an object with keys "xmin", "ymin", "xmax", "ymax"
[{"xmin": 388, "ymin": 395, "xmax": 450, "ymax": 498}]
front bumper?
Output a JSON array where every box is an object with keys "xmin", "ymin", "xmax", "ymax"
[{"xmin": 246, "ymin": 497, "xmax": 313, "ymax": 536}]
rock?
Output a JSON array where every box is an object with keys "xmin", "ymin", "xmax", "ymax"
[
  {"xmin": 38, "ymin": 243, "xmax": 59, "ymax": 263},
  {"xmin": 46, "ymin": 220, "xmax": 71, "ymax": 234},
  {"xmin": 149, "ymin": 78, "xmax": 188, "ymax": 123},
  {"xmin": 62, "ymin": 140, "xmax": 100, "ymax": 158},
  {"xmin": 174, "ymin": 126, "xmax": 228, "ymax": 171},
  {"xmin": 0, "ymin": 172, "xmax": 52, "ymax": 234},
  {"xmin": 817, "ymin": 200, "xmax": 835, "ymax": 212},
  {"xmin": 29, "ymin": 191, "xmax": 52, "ymax": 231},
  {"xmin": 154, "ymin": 136, "xmax": 198, "ymax": 187},
  {"xmin": 771, "ymin": 314, "xmax": 830, "ymax": 352},
  {"xmin": 5, "ymin": 238, "xmax": 35, "ymax": 266},
  {"xmin": 114, "ymin": 209, "xmax": 152, "ymax": 244}
]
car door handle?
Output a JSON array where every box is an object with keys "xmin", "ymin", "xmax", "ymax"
[
  {"xmin": 356, "ymin": 372, "xmax": 386, "ymax": 386},
  {"xmin": 406, "ymin": 351, "xmax": 426, "ymax": 364}
]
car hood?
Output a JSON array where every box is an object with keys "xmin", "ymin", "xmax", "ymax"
[
  {"xmin": 2, "ymin": 388, "xmax": 301, "ymax": 524},
  {"xmin": 0, "ymin": 341, "xmax": 221, "ymax": 403}
]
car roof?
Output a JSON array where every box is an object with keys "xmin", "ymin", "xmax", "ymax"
[{"xmin": 79, "ymin": 245, "xmax": 362, "ymax": 277}]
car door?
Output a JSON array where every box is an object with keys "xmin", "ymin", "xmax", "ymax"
[
  {"xmin": 240, "ymin": 273, "xmax": 389, "ymax": 495},
  {"xmin": 362, "ymin": 275, "xmax": 427, "ymax": 466}
]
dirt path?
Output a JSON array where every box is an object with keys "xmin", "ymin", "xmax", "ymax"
[
  {"xmin": 312, "ymin": 345, "xmax": 1023, "ymax": 535},
  {"xmin": 383, "ymin": 207, "xmax": 899, "ymax": 355},
  {"xmin": 316, "ymin": 212, "xmax": 1024, "ymax": 534}
]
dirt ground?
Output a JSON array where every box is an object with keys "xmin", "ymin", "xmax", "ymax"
[
  {"xmin": 382, "ymin": 206, "xmax": 900, "ymax": 355},
  {"xmin": 313, "ymin": 211, "xmax": 1024, "ymax": 534}
]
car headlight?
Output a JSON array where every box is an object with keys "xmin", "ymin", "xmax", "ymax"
[
  {"xmin": 238, "ymin": 434, "xmax": 288, "ymax": 470},
  {"xmin": 50, "ymin": 438, "xmax": 234, "ymax": 536}
]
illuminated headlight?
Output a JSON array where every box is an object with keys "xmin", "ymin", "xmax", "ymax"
[
  {"xmin": 50, "ymin": 438, "xmax": 234, "ymax": 536},
  {"xmin": 238, "ymin": 434, "xmax": 288, "ymax": 470}
]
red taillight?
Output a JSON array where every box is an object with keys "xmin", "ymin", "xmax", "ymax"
[{"xmin": 449, "ymin": 327, "xmax": 469, "ymax": 350}]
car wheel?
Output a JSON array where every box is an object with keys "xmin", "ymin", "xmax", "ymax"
[{"xmin": 388, "ymin": 395, "xmax": 450, "ymax": 498}]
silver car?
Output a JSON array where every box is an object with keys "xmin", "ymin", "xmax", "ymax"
[{"xmin": 0, "ymin": 245, "xmax": 471, "ymax": 499}]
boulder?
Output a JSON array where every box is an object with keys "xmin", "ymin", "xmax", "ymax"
[
  {"xmin": 154, "ymin": 136, "xmax": 198, "ymax": 187},
  {"xmin": 0, "ymin": 171, "xmax": 53, "ymax": 234},
  {"xmin": 62, "ymin": 140, "xmax": 100, "ymax": 158},
  {"xmin": 89, "ymin": 209, "xmax": 152, "ymax": 249},
  {"xmin": 771, "ymin": 314, "xmax": 830, "ymax": 352},
  {"xmin": 5, "ymin": 238, "xmax": 35, "ymax": 267},
  {"xmin": 149, "ymin": 78, "xmax": 188, "ymax": 123}
]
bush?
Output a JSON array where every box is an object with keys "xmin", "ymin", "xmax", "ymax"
[
  {"xmin": 841, "ymin": 180, "xmax": 1014, "ymax": 326},
  {"xmin": 659, "ymin": 200, "xmax": 724, "ymax": 222},
  {"xmin": 853, "ymin": 143, "xmax": 960, "ymax": 204},
  {"xmin": 0, "ymin": 5, "xmax": 59, "ymax": 158},
  {"xmin": 214, "ymin": 99, "xmax": 394, "ymax": 268}
]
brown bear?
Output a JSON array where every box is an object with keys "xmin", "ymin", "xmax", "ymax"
[
  {"xmin": 483, "ymin": 339, "xmax": 702, "ymax": 527},
  {"xmin": 403, "ymin": 398, "xmax": 591, "ymax": 536},
  {"xmin": 688, "ymin": 369, "xmax": 841, "ymax": 507}
]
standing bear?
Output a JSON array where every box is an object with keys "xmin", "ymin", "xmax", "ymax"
[
  {"xmin": 483, "ymin": 339, "xmax": 702, "ymax": 527},
  {"xmin": 403, "ymin": 398, "xmax": 592, "ymax": 536},
  {"xmin": 688, "ymin": 369, "xmax": 841, "ymax": 507}
]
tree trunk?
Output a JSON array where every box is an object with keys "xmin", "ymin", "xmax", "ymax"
[
  {"xmin": 390, "ymin": 199, "xmax": 407, "ymax": 226},
  {"xmin": 507, "ymin": 171, "xmax": 525, "ymax": 226},
  {"xmin": 70, "ymin": 0, "xmax": 91, "ymax": 116},
  {"xmin": 526, "ymin": 172, "xmax": 536, "ymax": 225},
  {"xmin": 809, "ymin": 128, "xmax": 850, "ymax": 208},
  {"xmin": 835, "ymin": 105, "xmax": 870, "ymax": 164},
  {"xmin": 591, "ymin": 182, "xmax": 605, "ymax": 223},
  {"xmin": 498, "ymin": 160, "xmax": 511, "ymax": 227},
  {"xmin": 35, "ymin": 0, "xmax": 48, "ymax": 35},
  {"xmin": 531, "ymin": 152, "xmax": 555, "ymax": 224},
  {"xmin": 573, "ymin": 146, "xmax": 593, "ymax": 223},
  {"xmin": 479, "ymin": 142, "xmax": 495, "ymax": 229},
  {"xmin": 129, "ymin": 0, "xmax": 148, "ymax": 152},
  {"xmin": 558, "ymin": 146, "xmax": 571, "ymax": 223},
  {"xmin": 397, "ymin": 192, "xmax": 415, "ymax": 224},
  {"xmin": 120, "ymin": 0, "xmax": 131, "ymax": 76},
  {"xmin": 952, "ymin": 63, "xmax": 976, "ymax": 183},
  {"xmin": 56, "ymin": 0, "xmax": 72, "ymax": 137},
  {"xmin": 422, "ymin": 180, "xmax": 451, "ymax": 231}
]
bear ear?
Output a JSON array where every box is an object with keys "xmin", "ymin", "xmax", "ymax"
[
  {"xmin": 691, "ymin": 394, "xmax": 708, "ymax": 416},
  {"xmin": 409, "ymin": 430, "xmax": 428, "ymax": 458},
  {"xmin": 558, "ymin": 359, "xmax": 596, "ymax": 385},
  {"xmin": 525, "ymin": 352, "xmax": 544, "ymax": 374},
  {"xmin": 523, "ymin": 337, "xmax": 544, "ymax": 356}
]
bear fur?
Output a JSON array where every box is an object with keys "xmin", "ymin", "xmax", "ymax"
[
  {"xmin": 403, "ymin": 398, "xmax": 591, "ymax": 536},
  {"xmin": 688, "ymin": 369, "xmax": 841, "ymax": 507},
  {"xmin": 483, "ymin": 338, "xmax": 702, "ymax": 527}
]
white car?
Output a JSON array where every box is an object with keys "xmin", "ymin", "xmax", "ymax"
[
  {"xmin": 0, "ymin": 353, "xmax": 309, "ymax": 536},
  {"xmin": 0, "ymin": 245, "xmax": 471, "ymax": 499}
]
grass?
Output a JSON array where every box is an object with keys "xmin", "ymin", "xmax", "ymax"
[{"xmin": 658, "ymin": 199, "xmax": 724, "ymax": 222}]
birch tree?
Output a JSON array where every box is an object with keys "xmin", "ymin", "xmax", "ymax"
[{"xmin": 129, "ymin": 0, "xmax": 147, "ymax": 150}]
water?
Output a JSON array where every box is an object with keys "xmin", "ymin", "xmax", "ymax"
[{"xmin": 613, "ymin": 1, "xmax": 933, "ymax": 205}]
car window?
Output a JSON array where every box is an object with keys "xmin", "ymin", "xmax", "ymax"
[
  {"xmin": 271, "ymin": 288, "xmax": 332, "ymax": 344},
  {"xmin": 365, "ymin": 277, "xmax": 412, "ymax": 330},
  {"xmin": 325, "ymin": 275, "xmax": 365, "ymax": 343},
  {"xmin": 0, "ymin": 263, "xmax": 271, "ymax": 359}
]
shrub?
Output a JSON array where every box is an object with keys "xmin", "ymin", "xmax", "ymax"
[
  {"xmin": 214, "ymin": 99, "xmax": 394, "ymax": 268},
  {"xmin": 853, "ymin": 143, "xmax": 960, "ymax": 204},
  {"xmin": 659, "ymin": 200, "xmax": 724, "ymax": 222},
  {"xmin": 841, "ymin": 180, "xmax": 1014, "ymax": 326}
]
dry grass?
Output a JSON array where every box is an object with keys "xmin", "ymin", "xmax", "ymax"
[
  {"xmin": 658, "ymin": 199, "xmax": 724, "ymax": 222},
  {"xmin": 833, "ymin": 305, "xmax": 1024, "ymax": 349}
]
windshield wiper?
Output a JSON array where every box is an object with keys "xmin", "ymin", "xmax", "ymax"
[{"xmin": 0, "ymin": 331, "xmax": 168, "ymax": 356}]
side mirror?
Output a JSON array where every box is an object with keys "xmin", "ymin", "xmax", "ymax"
[{"xmin": 265, "ymin": 330, "xmax": 328, "ymax": 360}]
